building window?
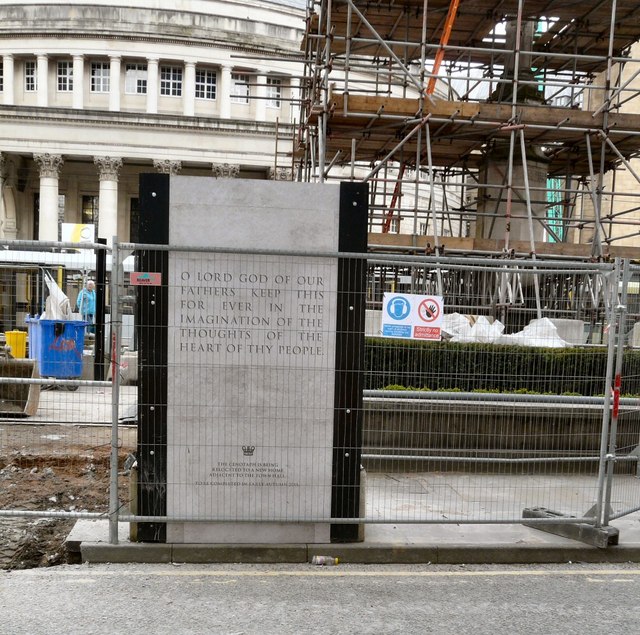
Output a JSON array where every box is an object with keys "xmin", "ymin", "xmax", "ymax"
[
  {"xmin": 231, "ymin": 73, "xmax": 249, "ymax": 104},
  {"xmin": 82, "ymin": 195, "xmax": 99, "ymax": 226},
  {"xmin": 91, "ymin": 62, "xmax": 110, "ymax": 93},
  {"xmin": 160, "ymin": 65, "xmax": 182, "ymax": 96},
  {"xmin": 195, "ymin": 68, "xmax": 216, "ymax": 100},
  {"xmin": 25, "ymin": 61, "xmax": 37, "ymax": 92},
  {"xmin": 266, "ymin": 77, "xmax": 282, "ymax": 108},
  {"xmin": 57, "ymin": 61, "xmax": 73, "ymax": 92},
  {"xmin": 125, "ymin": 63, "xmax": 147, "ymax": 95}
]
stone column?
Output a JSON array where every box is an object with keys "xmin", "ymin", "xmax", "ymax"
[
  {"xmin": 94, "ymin": 156, "xmax": 122, "ymax": 246},
  {"xmin": 33, "ymin": 153, "xmax": 64, "ymax": 241},
  {"xmin": 184, "ymin": 61, "xmax": 196, "ymax": 117},
  {"xmin": 0, "ymin": 156, "xmax": 17, "ymax": 240},
  {"xmin": 153, "ymin": 159, "xmax": 182, "ymax": 175},
  {"xmin": 219, "ymin": 65, "xmax": 231, "ymax": 119},
  {"xmin": 255, "ymin": 72, "xmax": 267, "ymax": 121},
  {"xmin": 36, "ymin": 54, "xmax": 48, "ymax": 107},
  {"xmin": 289, "ymin": 76, "xmax": 300, "ymax": 123},
  {"xmin": 212, "ymin": 163, "xmax": 239, "ymax": 178},
  {"xmin": 147, "ymin": 57, "xmax": 159, "ymax": 114},
  {"xmin": 3, "ymin": 55, "xmax": 14, "ymax": 105},
  {"xmin": 72, "ymin": 55, "xmax": 84, "ymax": 109},
  {"xmin": 109, "ymin": 55, "xmax": 121, "ymax": 112},
  {"xmin": 0, "ymin": 154, "xmax": 17, "ymax": 238}
]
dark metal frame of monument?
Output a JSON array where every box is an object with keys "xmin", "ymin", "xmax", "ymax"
[
  {"xmin": 137, "ymin": 173, "xmax": 169, "ymax": 542},
  {"xmin": 135, "ymin": 174, "xmax": 368, "ymax": 542}
]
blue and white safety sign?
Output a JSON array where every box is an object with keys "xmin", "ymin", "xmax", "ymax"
[{"xmin": 381, "ymin": 293, "xmax": 444, "ymax": 341}]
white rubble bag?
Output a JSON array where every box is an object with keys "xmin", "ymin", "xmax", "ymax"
[
  {"xmin": 497, "ymin": 317, "xmax": 569, "ymax": 348},
  {"xmin": 442, "ymin": 313, "xmax": 570, "ymax": 348},
  {"xmin": 42, "ymin": 270, "xmax": 73, "ymax": 320},
  {"xmin": 443, "ymin": 313, "xmax": 505, "ymax": 344}
]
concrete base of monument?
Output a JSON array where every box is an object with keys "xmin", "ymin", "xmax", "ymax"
[{"xmin": 166, "ymin": 522, "xmax": 331, "ymax": 544}]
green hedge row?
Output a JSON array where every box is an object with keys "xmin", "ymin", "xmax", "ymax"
[{"xmin": 364, "ymin": 338, "xmax": 640, "ymax": 395}]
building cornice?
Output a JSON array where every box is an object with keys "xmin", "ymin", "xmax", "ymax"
[
  {"xmin": 0, "ymin": 32, "xmax": 303, "ymax": 57},
  {"xmin": 0, "ymin": 104, "xmax": 296, "ymax": 138},
  {"xmin": 0, "ymin": 5, "xmax": 304, "ymax": 55}
]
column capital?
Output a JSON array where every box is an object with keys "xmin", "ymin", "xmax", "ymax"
[
  {"xmin": 268, "ymin": 167, "xmax": 293, "ymax": 181},
  {"xmin": 109, "ymin": 54, "xmax": 122, "ymax": 61},
  {"xmin": 94, "ymin": 156, "xmax": 123, "ymax": 181},
  {"xmin": 3, "ymin": 53, "xmax": 13, "ymax": 60},
  {"xmin": 34, "ymin": 153, "xmax": 64, "ymax": 178},
  {"xmin": 153, "ymin": 159, "xmax": 182, "ymax": 175},
  {"xmin": 212, "ymin": 163, "xmax": 240, "ymax": 178}
]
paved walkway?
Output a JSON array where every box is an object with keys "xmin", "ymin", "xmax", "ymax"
[{"xmin": 68, "ymin": 473, "xmax": 640, "ymax": 565}]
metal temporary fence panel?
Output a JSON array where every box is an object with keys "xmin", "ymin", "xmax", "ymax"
[
  {"xmin": 361, "ymin": 255, "xmax": 620, "ymax": 524},
  {"xmin": 128, "ymin": 245, "xmax": 366, "ymax": 533},
  {"xmin": 602, "ymin": 261, "xmax": 640, "ymax": 524},
  {"xmin": 0, "ymin": 240, "xmax": 131, "ymax": 537},
  {"xmin": 118, "ymin": 246, "xmax": 628, "ymax": 531}
]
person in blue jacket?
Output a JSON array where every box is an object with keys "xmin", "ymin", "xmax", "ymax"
[{"xmin": 77, "ymin": 279, "xmax": 96, "ymax": 330}]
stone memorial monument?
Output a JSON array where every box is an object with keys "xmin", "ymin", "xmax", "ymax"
[{"xmin": 135, "ymin": 174, "xmax": 367, "ymax": 544}]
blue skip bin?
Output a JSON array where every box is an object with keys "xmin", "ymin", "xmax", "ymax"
[{"xmin": 26, "ymin": 318, "xmax": 88, "ymax": 378}]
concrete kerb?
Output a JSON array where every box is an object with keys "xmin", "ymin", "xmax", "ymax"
[
  {"xmin": 76, "ymin": 540, "xmax": 640, "ymax": 566},
  {"xmin": 68, "ymin": 520, "xmax": 640, "ymax": 565}
]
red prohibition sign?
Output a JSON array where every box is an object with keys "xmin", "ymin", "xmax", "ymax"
[{"xmin": 418, "ymin": 298, "xmax": 441, "ymax": 323}]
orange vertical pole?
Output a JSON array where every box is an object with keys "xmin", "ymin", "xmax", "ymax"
[{"xmin": 426, "ymin": 0, "xmax": 461, "ymax": 95}]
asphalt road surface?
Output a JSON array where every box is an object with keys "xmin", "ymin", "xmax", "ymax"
[{"xmin": 2, "ymin": 562, "xmax": 640, "ymax": 634}]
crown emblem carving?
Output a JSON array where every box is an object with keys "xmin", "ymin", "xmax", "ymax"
[{"xmin": 242, "ymin": 445, "xmax": 256, "ymax": 456}]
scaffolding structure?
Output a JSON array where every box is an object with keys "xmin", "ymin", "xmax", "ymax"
[{"xmin": 296, "ymin": 0, "xmax": 640, "ymax": 267}]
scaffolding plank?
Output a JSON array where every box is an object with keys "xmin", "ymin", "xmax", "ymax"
[
  {"xmin": 367, "ymin": 232, "xmax": 640, "ymax": 259},
  {"xmin": 308, "ymin": 93, "xmax": 640, "ymax": 175}
]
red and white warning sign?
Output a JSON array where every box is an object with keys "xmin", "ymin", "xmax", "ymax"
[{"xmin": 417, "ymin": 298, "xmax": 441, "ymax": 323}]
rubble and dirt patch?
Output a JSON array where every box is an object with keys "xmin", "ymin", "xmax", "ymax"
[{"xmin": 0, "ymin": 424, "xmax": 135, "ymax": 570}]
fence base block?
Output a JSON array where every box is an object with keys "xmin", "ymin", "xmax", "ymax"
[{"xmin": 522, "ymin": 507, "xmax": 619, "ymax": 549}]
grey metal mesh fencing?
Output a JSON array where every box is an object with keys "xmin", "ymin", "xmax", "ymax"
[
  {"xmin": 361, "ymin": 256, "xmax": 624, "ymax": 524},
  {"xmin": 0, "ymin": 241, "xmax": 133, "ymax": 527},
  {"xmin": 121, "ymin": 244, "xmax": 633, "ymax": 529},
  {"xmin": 604, "ymin": 262, "xmax": 640, "ymax": 523}
]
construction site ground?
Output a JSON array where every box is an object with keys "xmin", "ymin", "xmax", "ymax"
[{"xmin": 0, "ymin": 419, "xmax": 136, "ymax": 570}]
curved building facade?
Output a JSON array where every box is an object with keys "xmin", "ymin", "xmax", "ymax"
[{"xmin": 0, "ymin": 0, "xmax": 305, "ymax": 244}]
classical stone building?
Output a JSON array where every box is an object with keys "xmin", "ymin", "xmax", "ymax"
[{"xmin": 0, "ymin": 0, "xmax": 304, "ymax": 244}]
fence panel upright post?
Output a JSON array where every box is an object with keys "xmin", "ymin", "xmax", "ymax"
[
  {"xmin": 594, "ymin": 259, "xmax": 621, "ymax": 528},
  {"xmin": 603, "ymin": 258, "xmax": 631, "ymax": 526},
  {"xmin": 109, "ymin": 236, "xmax": 123, "ymax": 545}
]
